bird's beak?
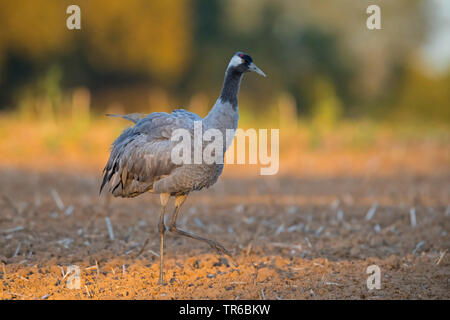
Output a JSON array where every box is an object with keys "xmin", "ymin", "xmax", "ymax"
[{"xmin": 248, "ymin": 62, "xmax": 266, "ymax": 77}]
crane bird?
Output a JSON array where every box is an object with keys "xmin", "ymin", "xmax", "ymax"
[{"xmin": 100, "ymin": 52, "xmax": 266, "ymax": 284}]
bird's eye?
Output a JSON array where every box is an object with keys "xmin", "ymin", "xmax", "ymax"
[{"xmin": 238, "ymin": 54, "xmax": 244, "ymax": 58}]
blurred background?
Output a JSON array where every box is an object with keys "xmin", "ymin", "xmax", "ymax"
[
  {"xmin": 1, "ymin": 1, "xmax": 449, "ymax": 300},
  {"xmin": 0, "ymin": 0, "xmax": 448, "ymax": 174}
]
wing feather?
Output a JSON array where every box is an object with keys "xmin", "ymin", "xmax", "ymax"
[{"xmin": 100, "ymin": 109, "xmax": 198, "ymax": 198}]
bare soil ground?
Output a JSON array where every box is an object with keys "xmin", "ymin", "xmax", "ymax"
[{"xmin": 0, "ymin": 165, "xmax": 449, "ymax": 299}]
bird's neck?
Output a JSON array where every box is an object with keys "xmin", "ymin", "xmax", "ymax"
[
  {"xmin": 203, "ymin": 67, "xmax": 242, "ymax": 133},
  {"xmin": 219, "ymin": 67, "xmax": 243, "ymax": 110}
]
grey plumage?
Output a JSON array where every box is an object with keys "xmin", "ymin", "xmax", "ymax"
[
  {"xmin": 105, "ymin": 112, "xmax": 144, "ymax": 124},
  {"xmin": 100, "ymin": 109, "xmax": 204, "ymax": 197},
  {"xmin": 100, "ymin": 52, "xmax": 266, "ymax": 284}
]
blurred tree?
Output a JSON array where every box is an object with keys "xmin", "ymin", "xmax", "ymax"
[
  {"xmin": 82, "ymin": 0, "xmax": 191, "ymax": 79},
  {"xmin": 0, "ymin": 0, "xmax": 191, "ymax": 108},
  {"xmin": 391, "ymin": 65, "xmax": 450, "ymax": 124},
  {"xmin": 311, "ymin": 77, "xmax": 343, "ymax": 129},
  {"xmin": 221, "ymin": 0, "xmax": 428, "ymax": 117},
  {"xmin": 0, "ymin": 0, "xmax": 447, "ymax": 124}
]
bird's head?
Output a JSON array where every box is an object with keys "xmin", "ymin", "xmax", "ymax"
[{"xmin": 227, "ymin": 52, "xmax": 266, "ymax": 77}]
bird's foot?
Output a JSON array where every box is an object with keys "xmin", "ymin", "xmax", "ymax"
[
  {"xmin": 209, "ymin": 240, "xmax": 232, "ymax": 256},
  {"xmin": 158, "ymin": 277, "xmax": 167, "ymax": 286},
  {"xmin": 135, "ymin": 237, "xmax": 150, "ymax": 258},
  {"xmin": 208, "ymin": 241, "xmax": 239, "ymax": 267}
]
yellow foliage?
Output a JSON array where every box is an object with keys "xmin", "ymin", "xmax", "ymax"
[
  {"xmin": 82, "ymin": 0, "xmax": 192, "ymax": 78},
  {"xmin": 0, "ymin": 0, "xmax": 192, "ymax": 80},
  {"xmin": 311, "ymin": 77, "xmax": 342, "ymax": 129},
  {"xmin": 0, "ymin": 0, "xmax": 70, "ymax": 58},
  {"xmin": 394, "ymin": 66, "xmax": 450, "ymax": 123}
]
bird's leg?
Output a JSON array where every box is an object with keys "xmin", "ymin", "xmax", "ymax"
[
  {"xmin": 169, "ymin": 195, "xmax": 233, "ymax": 257},
  {"xmin": 135, "ymin": 237, "xmax": 150, "ymax": 257},
  {"xmin": 158, "ymin": 193, "xmax": 170, "ymax": 285}
]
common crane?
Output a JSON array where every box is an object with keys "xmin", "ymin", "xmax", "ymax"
[{"xmin": 100, "ymin": 52, "xmax": 266, "ymax": 284}]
